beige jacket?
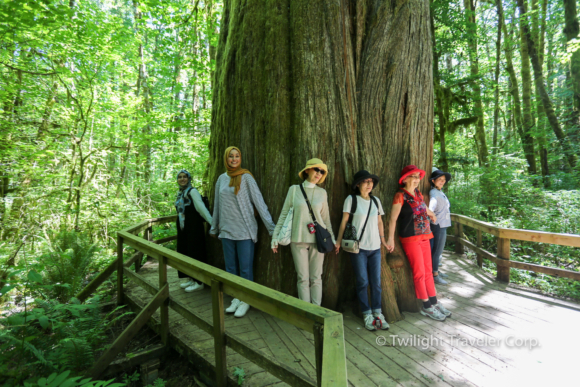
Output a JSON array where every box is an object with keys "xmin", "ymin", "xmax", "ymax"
[{"xmin": 272, "ymin": 182, "xmax": 336, "ymax": 247}]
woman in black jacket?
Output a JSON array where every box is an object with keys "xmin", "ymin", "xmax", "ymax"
[{"xmin": 175, "ymin": 169, "xmax": 213, "ymax": 292}]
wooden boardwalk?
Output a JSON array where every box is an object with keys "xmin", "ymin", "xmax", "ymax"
[{"xmin": 124, "ymin": 251, "xmax": 580, "ymax": 386}]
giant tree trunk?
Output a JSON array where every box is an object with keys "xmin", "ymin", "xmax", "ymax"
[{"xmin": 206, "ymin": 0, "xmax": 434, "ymax": 321}]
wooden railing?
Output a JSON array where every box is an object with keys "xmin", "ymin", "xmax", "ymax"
[
  {"xmin": 449, "ymin": 213, "xmax": 580, "ymax": 283},
  {"xmin": 76, "ymin": 215, "xmax": 348, "ymax": 387}
]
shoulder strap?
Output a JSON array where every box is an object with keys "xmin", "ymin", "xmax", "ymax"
[
  {"xmin": 347, "ymin": 194, "xmax": 357, "ymax": 224},
  {"xmin": 357, "ymin": 195, "xmax": 376, "ymax": 241},
  {"xmin": 299, "ymin": 184, "xmax": 317, "ymax": 223}
]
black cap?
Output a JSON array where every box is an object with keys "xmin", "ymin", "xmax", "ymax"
[
  {"xmin": 351, "ymin": 170, "xmax": 380, "ymax": 191},
  {"xmin": 430, "ymin": 169, "xmax": 452, "ymax": 183}
]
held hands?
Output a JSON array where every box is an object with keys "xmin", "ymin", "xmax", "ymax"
[
  {"xmin": 272, "ymin": 247, "xmax": 278, "ymax": 253},
  {"xmin": 385, "ymin": 238, "xmax": 395, "ymax": 253},
  {"xmin": 334, "ymin": 242, "xmax": 340, "ymax": 255}
]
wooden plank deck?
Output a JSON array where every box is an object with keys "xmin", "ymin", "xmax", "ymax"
[{"xmin": 123, "ymin": 251, "xmax": 580, "ymax": 386}]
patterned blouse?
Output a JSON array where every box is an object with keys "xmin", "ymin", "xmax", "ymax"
[{"xmin": 392, "ymin": 188, "xmax": 433, "ymax": 243}]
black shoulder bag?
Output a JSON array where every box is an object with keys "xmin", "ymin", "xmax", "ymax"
[{"xmin": 299, "ymin": 184, "xmax": 335, "ymax": 254}]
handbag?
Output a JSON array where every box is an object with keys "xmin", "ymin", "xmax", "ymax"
[
  {"xmin": 278, "ymin": 206, "xmax": 293, "ymax": 246},
  {"xmin": 299, "ymin": 184, "xmax": 334, "ymax": 254},
  {"xmin": 341, "ymin": 194, "xmax": 375, "ymax": 254},
  {"xmin": 277, "ymin": 186, "xmax": 296, "ymax": 246}
]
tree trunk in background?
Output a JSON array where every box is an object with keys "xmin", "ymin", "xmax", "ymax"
[
  {"xmin": 517, "ymin": 0, "xmax": 578, "ymax": 172},
  {"xmin": 533, "ymin": 0, "xmax": 550, "ymax": 186},
  {"xmin": 492, "ymin": 0, "xmax": 502, "ymax": 154},
  {"xmin": 500, "ymin": 6, "xmax": 526, "ymax": 164},
  {"xmin": 564, "ymin": 0, "xmax": 580, "ymax": 143},
  {"xmin": 464, "ymin": 0, "xmax": 489, "ymax": 166},
  {"xmin": 518, "ymin": 4, "xmax": 537, "ymax": 175},
  {"xmin": 432, "ymin": 7, "xmax": 449, "ymax": 172},
  {"xmin": 206, "ymin": 0, "xmax": 435, "ymax": 320}
]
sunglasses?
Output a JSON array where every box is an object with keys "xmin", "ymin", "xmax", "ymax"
[{"xmin": 312, "ymin": 167, "xmax": 326, "ymax": 175}]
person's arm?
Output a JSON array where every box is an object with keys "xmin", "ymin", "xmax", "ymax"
[
  {"xmin": 334, "ymin": 212, "xmax": 350, "ymax": 254},
  {"xmin": 426, "ymin": 207, "xmax": 437, "ymax": 223},
  {"xmin": 272, "ymin": 186, "xmax": 294, "ymax": 253},
  {"xmin": 245, "ymin": 175, "xmax": 276, "ymax": 235},
  {"xmin": 190, "ymin": 189, "xmax": 213, "ymax": 224},
  {"xmin": 378, "ymin": 214, "xmax": 388, "ymax": 249},
  {"xmin": 428, "ymin": 196, "xmax": 438, "ymax": 213},
  {"xmin": 385, "ymin": 202, "xmax": 402, "ymax": 253},
  {"xmin": 320, "ymin": 190, "xmax": 336, "ymax": 246},
  {"xmin": 209, "ymin": 177, "xmax": 221, "ymax": 237}
]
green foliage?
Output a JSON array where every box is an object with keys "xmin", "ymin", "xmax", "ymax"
[
  {"xmin": 0, "ymin": 266, "xmax": 132, "ymax": 385},
  {"xmin": 233, "ymin": 366, "xmax": 246, "ymax": 385},
  {"xmin": 22, "ymin": 370, "xmax": 124, "ymax": 387},
  {"xmin": 35, "ymin": 231, "xmax": 99, "ymax": 302}
]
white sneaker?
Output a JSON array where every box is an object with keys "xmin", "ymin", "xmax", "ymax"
[
  {"xmin": 180, "ymin": 280, "xmax": 194, "ymax": 289},
  {"xmin": 226, "ymin": 298, "xmax": 241, "ymax": 313},
  {"xmin": 372, "ymin": 312, "xmax": 390, "ymax": 330},
  {"xmin": 234, "ymin": 301, "xmax": 250, "ymax": 318},
  {"xmin": 185, "ymin": 282, "xmax": 204, "ymax": 292},
  {"xmin": 363, "ymin": 314, "xmax": 377, "ymax": 331}
]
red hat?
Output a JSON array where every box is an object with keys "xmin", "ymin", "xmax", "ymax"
[{"xmin": 399, "ymin": 165, "xmax": 425, "ymax": 185}]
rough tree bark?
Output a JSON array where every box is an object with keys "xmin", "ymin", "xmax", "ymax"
[
  {"xmin": 492, "ymin": 0, "xmax": 502, "ymax": 154},
  {"xmin": 206, "ymin": 0, "xmax": 434, "ymax": 321}
]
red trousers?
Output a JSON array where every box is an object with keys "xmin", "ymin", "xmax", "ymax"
[{"xmin": 402, "ymin": 239, "xmax": 437, "ymax": 300}]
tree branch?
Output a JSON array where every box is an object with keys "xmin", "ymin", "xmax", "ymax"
[{"xmin": 2, "ymin": 62, "xmax": 57, "ymax": 76}]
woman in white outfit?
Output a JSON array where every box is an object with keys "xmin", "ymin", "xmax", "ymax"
[{"xmin": 271, "ymin": 158, "xmax": 336, "ymax": 306}]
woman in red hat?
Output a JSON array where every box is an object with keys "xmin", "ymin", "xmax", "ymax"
[{"xmin": 385, "ymin": 165, "xmax": 452, "ymax": 321}]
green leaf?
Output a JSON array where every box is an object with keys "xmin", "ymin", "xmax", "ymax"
[
  {"xmin": 39, "ymin": 315, "xmax": 49, "ymax": 329},
  {"xmin": 28, "ymin": 270, "xmax": 43, "ymax": 284}
]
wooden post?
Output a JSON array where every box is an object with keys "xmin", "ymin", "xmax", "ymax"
[
  {"xmin": 138, "ymin": 226, "xmax": 152, "ymax": 272},
  {"xmin": 320, "ymin": 315, "xmax": 347, "ymax": 386},
  {"xmin": 212, "ymin": 280, "xmax": 227, "ymax": 387},
  {"xmin": 476, "ymin": 230, "xmax": 483, "ymax": 268},
  {"xmin": 497, "ymin": 237, "xmax": 511, "ymax": 283},
  {"xmin": 117, "ymin": 235, "xmax": 124, "ymax": 306},
  {"xmin": 454, "ymin": 223, "xmax": 464, "ymax": 255},
  {"xmin": 313, "ymin": 323, "xmax": 324, "ymax": 387},
  {"xmin": 159, "ymin": 256, "xmax": 169, "ymax": 345}
]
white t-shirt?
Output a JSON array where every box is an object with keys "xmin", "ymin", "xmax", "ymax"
[{"xmin": 342, "ymin": 195, "xmax": 385, "ymax": 251}]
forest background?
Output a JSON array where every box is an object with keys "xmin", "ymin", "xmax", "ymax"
[{"xmin": 1, "ymin": 0, "xmax": 580, "ymax": 384}]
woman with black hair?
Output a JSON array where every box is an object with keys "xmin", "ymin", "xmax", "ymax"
[
  {"xmin": 335, "ymin": 170, "xmax": 389, "ymax": 331},
  {"xmin": 175, "ymin": 169, "xmax": 213, "ymax": 293},
  {"xmin": 429, "ymin": 168, "xmax": 452, "ymax": 285}
]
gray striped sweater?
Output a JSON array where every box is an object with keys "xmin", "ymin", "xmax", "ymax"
[{"xmin": 210, "ymin": 173, "xmax": 276, "ymax": 243}]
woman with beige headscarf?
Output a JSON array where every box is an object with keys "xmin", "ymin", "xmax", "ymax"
[
  {"xmin": 210, "ymin": 146, "xmax": 276, "ymax": 317},
  {"xmin": 271, "ymin": 158, "xmax": 336, "ymax": 306}
]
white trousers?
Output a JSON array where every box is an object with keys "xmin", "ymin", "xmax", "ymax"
[{"xmin": 290, "ymin": 242, "xmax": 324, "ymax": 306}]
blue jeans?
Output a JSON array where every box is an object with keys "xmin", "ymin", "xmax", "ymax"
[
  {"xmin": 430, "ymin": 224, "xmax": 448, "ymax": 273},
  {"xmin": 221, "ymin": 238, "xmax": 255, "ymax": 281},
  {"xmin": 350, "ymin": 248, "xmax": 382, "ymax": 315}
]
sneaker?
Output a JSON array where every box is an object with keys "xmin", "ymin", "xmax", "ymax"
[
  {"xmin": 234, "ymin": 302, "xmax": 250, "ymax": 318},
  {"xmin": 433, "ymin": 275, "xmax": 448, "ymax": 285},
  {"xmin": 185, "ymin": 282, "xmax": 204, "ymax": 292},
  {"xmin": 363, "ymin": 314, "xmax": 377, "ymax": 331},
  {"xmin": 180, "ymin": 280, "xmax": 195, "ymax": 289},
  {"xmin": 439, "ymin": 272, "xmax": 449, "ymax": 279},
  {"xmin": 372, "ymin": 312, "xmax": 390, "ymax": 330},
  {"xmin": 226, "ymin": 298, "xmax": 241, "ymax": 313},
  {"xmin": 434, "ymin": 302, "xmax": 452, "ymax": 317},
  {"xmin": 420, "ymin": 306, "xmax": 446, "ymax": 321}
]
